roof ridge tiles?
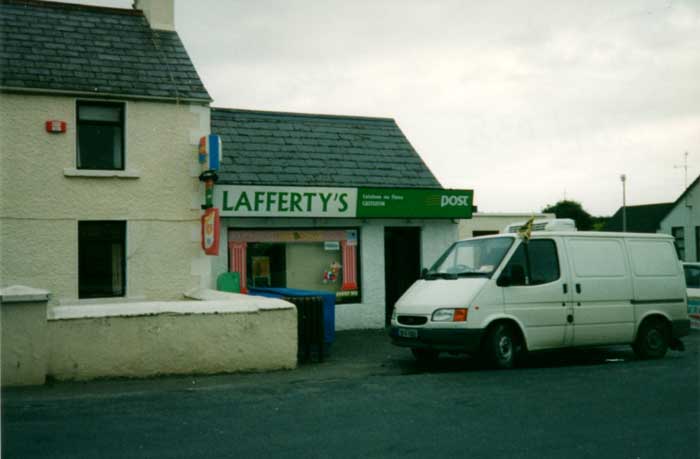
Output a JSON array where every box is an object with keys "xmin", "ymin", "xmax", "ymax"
[{"xmin": 211, "ymin": 107, "xmax": 397, "ymax": 124}]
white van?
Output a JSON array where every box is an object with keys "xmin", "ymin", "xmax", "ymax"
[{"xmin": 390, "ymin": 219, "xmax": 691, "ymax": 368}]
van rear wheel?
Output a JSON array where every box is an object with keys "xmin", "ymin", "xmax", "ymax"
[
  {"xmin": 484, "ymin": 323, "xmax": 518, "ymax": 369},
  {"xmin": 633, "ymin": 319, "xmax": 669, "ymax": 359}
]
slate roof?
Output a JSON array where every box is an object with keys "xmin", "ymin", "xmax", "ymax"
[
  {"xmin": 604, "ymin": 203, "xmax": 674, "ymax": 233},
  {"xmin": 211, "ymin": 108, "xmax": 442, "ymax": 189},
  {"xmin": 0, "ymin": 0, "xmax": 210, "ymax": 101}
]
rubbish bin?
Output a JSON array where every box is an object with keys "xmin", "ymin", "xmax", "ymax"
[
  {"xmin": 286, "ymin": 295, "xmax": 325, "ymax": 362},
  {"xmin": 248, "ymin": 287, "xmax": 336, "ymax": 362}
]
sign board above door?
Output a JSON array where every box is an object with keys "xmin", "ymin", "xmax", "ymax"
[{"xmin": 213, "ymin": 185, "xmax": 473, "ymax": 219}]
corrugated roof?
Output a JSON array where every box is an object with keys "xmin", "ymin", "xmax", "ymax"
[
  {"xmin": 0, "ymin": 0, "xmax": 210, "ymax": 101},
  {"xmin": 211, "ymin": 108, "xmax": 442, "ymax": 189}
]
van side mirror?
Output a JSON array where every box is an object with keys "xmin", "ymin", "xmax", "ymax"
[{"xmin": 497, "ymin": 274, "xmax": 511, "ymax": 287}]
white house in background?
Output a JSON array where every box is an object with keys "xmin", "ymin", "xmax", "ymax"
[
  {"xmin": 459, "ymin": 212, "xmax": 555, "ymax": 240},
  {"xmin": 659, "ymin": 175, "xmax": 700, "ymax": 262}
]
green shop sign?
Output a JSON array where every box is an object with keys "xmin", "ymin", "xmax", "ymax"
[
  {"xmin": 213, "ymin": 185, "xmax": 473, "ymax": 219},
  {"xmin": 356, "ymin": 187, "xmax": 473, "ymax": 218}
]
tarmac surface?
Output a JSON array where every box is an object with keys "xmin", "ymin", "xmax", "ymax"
[{"xmin": 2, "ymin": 329, "xmax": 699, "ymax": 458}]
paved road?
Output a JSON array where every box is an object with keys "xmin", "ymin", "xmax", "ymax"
[{"xmin": 2, "ymin": 330, "xmax": 699, "ymax": 459}]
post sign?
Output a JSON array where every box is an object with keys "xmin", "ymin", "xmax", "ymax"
[
  {"xmin": 214, "ymin": 186, "xmax": 473, "ymax": 219},
  {"xmin": 356, "ymin": 188, "xmax": 473, "ymax": 219}
]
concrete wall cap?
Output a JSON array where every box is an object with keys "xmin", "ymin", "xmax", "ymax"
[
  {"xmin": 0, "ymin": 285, "xmax": 50, "ymax": 304},
  {"xmin": 49, "ymin": 297, "xmax": 294, "ymax": 321},
  {"xmin": 184, "ymin": 288, "xmax": 294, "ymax": 311}
]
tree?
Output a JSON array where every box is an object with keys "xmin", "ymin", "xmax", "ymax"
[{"xmin": 542, "ymin": 200, "xmax": 594, "ymax": 231}]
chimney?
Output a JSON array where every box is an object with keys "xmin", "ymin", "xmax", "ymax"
[{"xmin": 133, "ymin": 0, "xmax": 175, "ymax": 31}]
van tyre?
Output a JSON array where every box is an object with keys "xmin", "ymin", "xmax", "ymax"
[
  {"xmin": 483, "ymin": 323, "xmax": 520, "ymax": 369},
  {"xmin": 633, "ymin": 319, "xmax": 669, "ymax": 359},
  {"xmin": 411, "ymin": 348, "xmax": 439, "ymax": 363}
]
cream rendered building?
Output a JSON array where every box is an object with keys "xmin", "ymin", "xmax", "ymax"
[{"xmin": 0, "ymin": 0, "xmax": 212, "ymax": 307}]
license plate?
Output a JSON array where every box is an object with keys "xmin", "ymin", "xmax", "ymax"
[{"xmin": 398, "ymin": 328, "xmax": 418, "ymax": 338}]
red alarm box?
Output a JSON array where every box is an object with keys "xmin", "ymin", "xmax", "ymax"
[{"xmin": 45, "ymin": 120, "xmax": 67, "ymax": 133}]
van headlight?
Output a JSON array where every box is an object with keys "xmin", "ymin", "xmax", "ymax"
[
  {"xmin": 431, "ymin": 308, "xmax": 468, "ymax": 322},
  {"xmin": 391, "ymin": 308, "xmax": 398, "ymax": 322}
]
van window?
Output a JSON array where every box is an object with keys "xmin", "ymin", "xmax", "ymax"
[
  {"xmin": 684, "ymin": 265, "xmax": 700, "ymax": 288},
  {"xmin": 501, "ymin": 239, "xmax": 560, "ymax": 286}
]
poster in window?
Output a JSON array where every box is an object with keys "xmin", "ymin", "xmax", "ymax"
[{"xmin": 252, "ymin": 256, "xmax": 271, "ymax": 287}]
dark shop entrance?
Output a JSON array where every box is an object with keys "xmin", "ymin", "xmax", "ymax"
[{"xmin": 384, "ymin": 227, "xmax": 422, "ymax": 326}]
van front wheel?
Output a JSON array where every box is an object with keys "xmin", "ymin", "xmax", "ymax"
[
  {"xmin": 633, "ymin": 319, "xmax": 669, "ymax": 359},
  {"xmin": 484, "ymin": 323, "xmax": 518, "ymax": 369}
]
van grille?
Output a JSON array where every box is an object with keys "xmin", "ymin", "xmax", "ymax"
[{"xmin": 398, "ymin": 315, "xmax": 427, "ymax": 326}]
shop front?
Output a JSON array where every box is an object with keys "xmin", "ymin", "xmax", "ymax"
[{"xmin": 212, "ymin": 185, "xmax": 473, "ymax": 329}]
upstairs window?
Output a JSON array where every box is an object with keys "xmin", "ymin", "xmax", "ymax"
[
  {"xmin": 79, "ymin": 221, "xmax": 126, "ymax": 299},
  {"xmin": 77, "ymin": 101, "xmax": 124, "ymax": 170}
]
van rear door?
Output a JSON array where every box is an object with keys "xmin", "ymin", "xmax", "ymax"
[{"xmin": 564, "ymin": 236, "xmax": 634, "ymax": 345}]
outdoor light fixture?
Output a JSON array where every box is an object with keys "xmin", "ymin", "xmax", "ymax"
[{"xmin": 620, "ymin": 174, "xmax": 627, "ymax": 232}]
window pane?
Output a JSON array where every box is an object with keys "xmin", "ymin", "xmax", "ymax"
[
  {"xmin": 501, "ymin": 239, "xmax": 559, "ymax": 286},
  {"xmin": 430, "ymin": 237, "xmax": 513, "ymax": 275},
  {"xmin": 79, "ymin": 221, "xmax": 125, "ymax": 298},
  {"xmin": 528, "ymin": 240, "xmax": 560, "ymax": 285},
  {"xmin": 79, "ymin": 104, "xmax": 121, "ymax": 122},
  {"xmin": 503, "ymin": 244, "xmax": 528, "ymax": 286},
  {"xmin": 672, "ymin": 227, "xmax": 685, "ymax": 260},
  {"xmin": 247, "ymin": 243, "xmax": 286, "ymax": 288},
  {"xmin": 78, "ymin": 124, "xmax": 123, "ymax": 169},
  {"xmin": 684, "ymin": 266, "xmax": 700, "ymax": 289}
]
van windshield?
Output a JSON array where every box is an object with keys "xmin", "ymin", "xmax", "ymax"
[{"xmin": 426, "ymin": 237, "xmax": 514, "ymax": 279}]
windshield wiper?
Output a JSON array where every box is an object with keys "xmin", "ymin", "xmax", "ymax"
[
  {"xmin": 457, "ymin": 272, "xmax": 490, "ymax": 278},
  {"xmin": 424, "ymin": 272, "xmax": 458, "ymax": 280}
]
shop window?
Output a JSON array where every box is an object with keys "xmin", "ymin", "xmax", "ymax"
[
  {"xmin": 672, "ymin": 227, "xmax": 685, "ymax": 260},
  {"xmin": 78, "ymin": 221, "xmax": 126, "ymax": 299},
  {"xmin": 247, "ymin": 243, "xmax": 286, "ymax": 288},
  {"xmin": 77, "ymin": 101, "xmax": 124, "ymax": 170},
  {"xmin": 229, "ymin": 229, "xmax": 360, "ymax": 304},
  {"xmin": 500, "ymin": 239, "xmax": 560, "ymax": 286}
]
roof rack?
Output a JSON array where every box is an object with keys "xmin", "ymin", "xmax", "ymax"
[{"xmin": 504, "ymin": 218, "xmax": 577, "ymax": 234}]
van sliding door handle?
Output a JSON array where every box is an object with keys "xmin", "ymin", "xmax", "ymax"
[{"xmin": 575, "ymin": 283, "xmax": 581, "ymax": 294}]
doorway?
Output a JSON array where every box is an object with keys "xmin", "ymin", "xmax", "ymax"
[{"xmin": 384, "ymin": 227, "xmax": 421, "ymax": 326}]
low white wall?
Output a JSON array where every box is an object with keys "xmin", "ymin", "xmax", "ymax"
[
  {"xmin": 1, "ymin": 286, "xmax": 50, "ymax": 386},
  {"xmin": 47, "ymin": 296, "xmax": 296, "ymax": 381}
]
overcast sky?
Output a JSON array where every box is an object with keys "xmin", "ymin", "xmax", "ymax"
[{"xmin": 57, "ymin": 0, "xmax": 699, "ymax": 215}]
